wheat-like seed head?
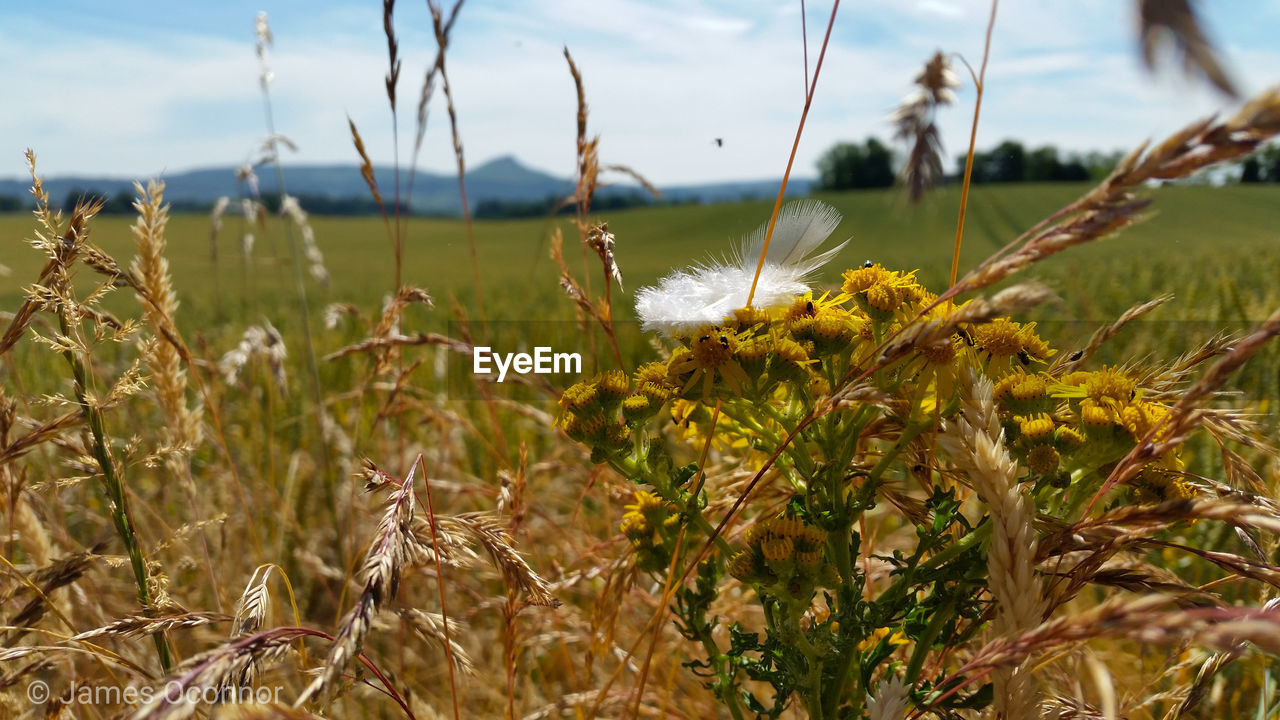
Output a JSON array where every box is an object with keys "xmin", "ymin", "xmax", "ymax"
[{"xmin": 940, "ymin": 368, "xmax": 1044, "ymax": 718}]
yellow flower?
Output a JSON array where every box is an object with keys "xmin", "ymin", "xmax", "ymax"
[
  {"xmin": 783, "ymin": 291, "xmax": 846, "ymax": 323},
  {"xmin": 1128, "ymin": 455, "xmax": 1195, "ymax": 504},
  {"xmin": 1055, "ymin": 367, "xmax": 1138, "ymax": 407},
  {"xmin": 625, "ymin": 489, "xmax": 667, "ymax": 518},
  {"xmin": 1054, "ymin": 425, "xmax": 1086, "ymax": 449},
  {"xmin": 1079, "ymin": 400, "xmax": 1116, "ymax": 427},
  {"xmin": 1119, "ymin": 401, "xmax": 1171, "ymax": 441},
  {"xmin": 858, "ymin": 627, "xmax": 908, "ymax": 653},
  {"xmin": 621, "ymin": 393, "xmax": 654, "ymax": 422},
  {"xmin": 667, "ymin": 325, "xmax": 752, "ymax": 397},
  {"xmin": 1017, "ymin": 413, "xmax": 1055, "ymax": 440},
  {"xmin": 1027, "ymin": 444, "xmax": 1060, "ymax": 474},
  {"xmin": 769, "ymin": 335, "xmax": 814, "ymax": 383},
  {"xmin": 841, "ymin": 264, "xmax": 926, "ymax": 320},
  {"xmin": 970, "ymin": 319, "xmax": 1054, "ymax": 365},
  {"xmin": 728, "ymin": 550, "xmax": 759, "ymax": 581},
  {"xmin": 633, "ymin": 361, "xmax": 673, "ymax": 387},
  {"xmin": 798, "ymin": 306, "xmax": 864, "ymax": 356},
  {"xmin": 558, "ymin": 380, "xmax": 600, "ymax": 413},
  {"xmin": 595, "ymin": 370, "xmax": 629, "ymax": 407},
  {"xmin": 728, "ymin": 305, "xmax": 772, "ymax": 331}
]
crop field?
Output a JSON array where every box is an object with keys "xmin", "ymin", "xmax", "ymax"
[
  {"xmin": 6, "ymin": 180, "xmax": 1280, "ymax": 321},
  {"xmin": 6, "ymin": 181, "xmax": 1277, "ymax": 398}
]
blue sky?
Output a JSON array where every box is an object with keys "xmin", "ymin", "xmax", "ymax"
[{"xmin": 2, "ymin": 1, "xmax": 1278, "ymax": 185}]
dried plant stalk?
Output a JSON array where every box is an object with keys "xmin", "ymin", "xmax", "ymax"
[
  {"xmin": 294, "ymin": 461, "xmax": 418, "ymax": 707},
  {"xmin": 939, "ymin": 368, "xmax": 1044, "ymax": 718}
]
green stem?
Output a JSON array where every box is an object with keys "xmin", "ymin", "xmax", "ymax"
[
  {"xmin": 880, "ymin": 522, "xmax": 991, "ymax": 608},
  {"xmin": 56, "ymin": 310, "xmax": 173, "ymax": 673},
  {"xmin": 905, "ymin": 595, "xmax": 956, "ymax": 685},
  {"xmin": 259, "ymin": 68, "xmax": 340, "ymax": 562}
]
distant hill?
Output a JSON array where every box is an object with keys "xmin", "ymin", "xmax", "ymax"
[{"xmin": 0, "ymin": 155, "xmax": 814, "ymax": 215}]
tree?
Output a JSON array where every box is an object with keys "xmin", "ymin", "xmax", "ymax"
[
  {"xmin": 817, "ymin": 138, "xmax": 895, "ymax": 191},
  {"xmin": 1238, "ymin": 143, "xmax": 1280, "ymax": 183},
  {"xmin": 966, "ymin": 141, "xmax": 1093, "ymax": 183},
  {"xmin": 1241, "ymin": 157, "xmax": 1263, "ymax": 183},
  {"xmin": 969, "ymin": 140, "xmax": 1026, "ymax": 183},
  {"xmin": 1025, "ymin": 146, "xmax": 1060, "ymax": 182}
]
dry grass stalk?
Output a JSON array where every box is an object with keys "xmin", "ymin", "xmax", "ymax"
[
  {"xmin": 1137, "ymin": 0, "xmax": 1238, "ymax": 97},
  {"xmin": 395, "ymin": 606, "xmax": 474, "ymax": 675},
  {"xmin": 877, "ymin": 283, "xmax": 1054, "ymax": 368},
  {"xmin": 382, "ymin": 0, "xmax": 400, "ymax": 112},
  {"xmin": 279, "ymin": 195, "xmax": 328, "ymax": 286},
  {"xmin": 70, "ymin": 612, "xmax": 229, "ymax": 643},
  {"xmin": 335, "ymin": 285, "xmax": 438, "ymax": 373},
  {"xmin": 210, "ymin": 704, "xmax": 323, "ymax": 720},
  {"xmin": 324, "ymin": 331, "xmax": 466, "ymax": 364},
  {"xmin": 441, "ymin": 513, "xmax": 559, "ymax": 608},
  {"xmin": 564, "ymin": 48, "xmax": 594, "ymax": 222},
  {"xmin": 892, "ymin": 51, "xmax": 959, "ymax": 202},
  {"xmin": 220, "ymin": 321, "xmax": 288, "ymax": 390},
  {"xmin": 0, "ymin": 492, "xmax": 54, "ymax": 568},
  {"xmin": 1042, "ymin": 500, "xmax": 1280, "ymax": 552},
  {"xmin": 1141, "ymin": 332, "xmax": 1235, "ymax": 396},
  {"xmin": 2, "ymin": 546, "xmax": 101, "ymax": 644},
  {"xmin": 586, "ymin": 556, "xmax": 636, "ymax": 678},
  {"xmin": 945, "ymin": 596, "xmax": 1280, "ymax": 700},
  {"xmin": 1052, "ymin": 294, "xmax": 1173, "ymax": 373},
  {"xmin": 20, "ymin": 163, "xmax": 174, "ymax": 671},
  {"xmin": 131, "ymin": 180, "xmax": 204, "ymax": 467},
  {"xmin": 220, "ymin": 565, "xmax": 279, "ymax": 697},
  {"xmin": 232, "ymin": 565, "xmax": 276, "ymax": 639},
  {"xmin": 132, "ymin": 628, "xmax": 305, "ymax": 720},
  {"xmin": 939, "ymin": 368, "xmax": 1043, "ymax": 718},
  {"xmin": 0, "ymin": 153, "xmax": 95, "ymax": 356},
  {"xmin": 293, "ymin": 461, "xmax": 418, "ymax": 707},
  {"xmin": 429, "ymin": 0, "xmax": 485, "ymax": 325},
  {"xmin": 0, "ymin": 409, "xmax": 79, "ymax": 465},
  {"xmin": 346, "ymin": 117, "xmax": 387, "ymax": 223},
  {"xmin": 410, "ymin": 0, "xmax": 462, "ymax": 162},
  {"xmin": 520, "ymin": 689, "xmax": 631, "ymax": 720},
  {"xmin": 586, "ymin": 223, "xmax": 622, "ymax": 292}
]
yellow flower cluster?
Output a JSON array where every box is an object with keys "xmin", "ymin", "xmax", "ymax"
[
  {"xmin": 728, "ymin": 515, "xmax": 834, "ymax": 601},
  {"xmin": 561, "ymin": 262, "xmax": 1197, "ymax": 507},
  {"xmin": 841, "ymin": 263, "xmax": 929, "ymax": 321},
  {"xmin": 988, "ymin": 364, "xmax": 1193, "ymax": 502},
  {"xmin": 620, "ymin": 490, "xmax": 682, "ymax": 572},
  {"xmin": 558, "ymin": 366, "xmax": 675, "ymax": 460}
]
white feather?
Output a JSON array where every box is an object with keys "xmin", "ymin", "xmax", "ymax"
[{"xmin": 634, "ymin": 200, "xmax": 848, "ymax": 335}]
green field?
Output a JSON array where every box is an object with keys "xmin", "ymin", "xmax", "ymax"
[
  {"xmin": 5, "ymin": 181, "xmax": 1277, "ymax": 396},
  {"xmin": 5, "ymin": 182, "xmax": 1278, "ymax": 321}
]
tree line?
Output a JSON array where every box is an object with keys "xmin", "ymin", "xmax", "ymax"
[
  {"xmin": 1241, "ymin": 145, "xmax": 1280, "ymax": 182},
  {"xmin": 816, "ymin": 137, "xmax": 1280, "ymax": 191},
  {"xmin": 816, "ymin": 137, "xmax": 1131, "ymax": 190}
]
